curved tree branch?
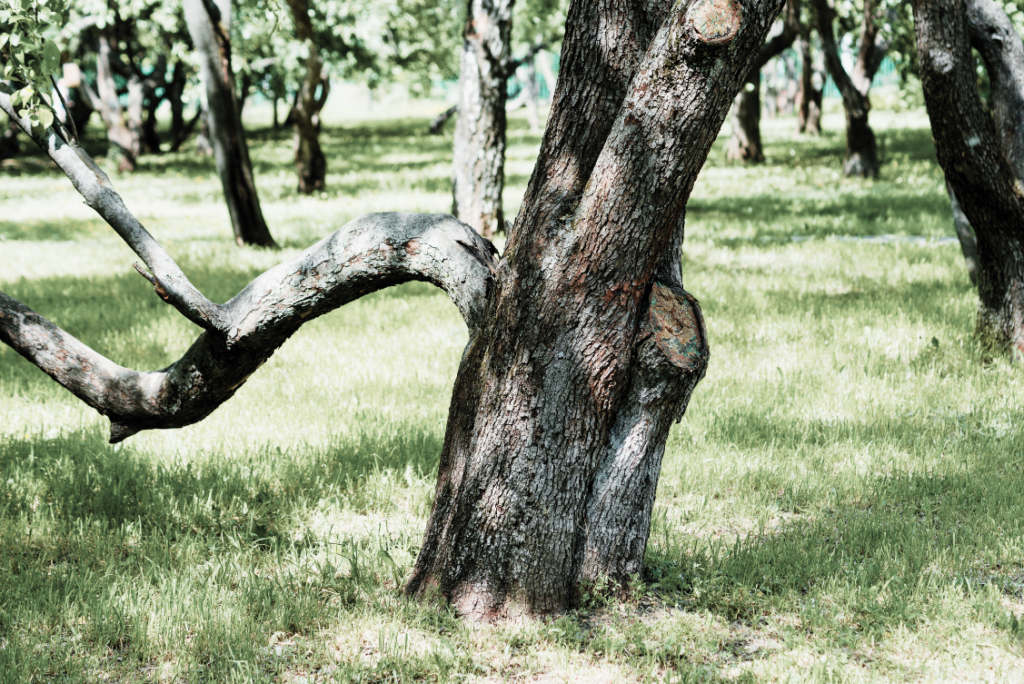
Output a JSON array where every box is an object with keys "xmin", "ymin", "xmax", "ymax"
[
  {"xmin": 0, "ymin": 82, "xmax": 226, "ymax": 332},
  {"xmin": 1, "ymin": 213, "xmax": 496, "ymax": 443}
]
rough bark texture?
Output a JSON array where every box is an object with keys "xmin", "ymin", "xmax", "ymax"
[
  {"xmin": 286, "ymin": 0, "xmax": 329, "ymax": 194},
  {"xmin": 451, "ymin": 0, "xmax": 513, "ymax": 238},
  {"xmin": 813, "ymin": 0, "xmax": 886, "ymax": 177},
  {"xmin": 727, "ymin": 0, "xmax": 800, "ymax": 161},
  {"xmin": 796, "ymin": 26, "xmax": 823, "ymax": 134},
  {"xmin": 914, "ymin": 0, "xmax": 1024, "ymax": 354},
  {"xmin": 408, "ymin": 0, "xmax": 784, "ymax": 619},
  {"xmin": 1, "ymin": 0, "xmax": 785, "ymax": 623},
  {"xmin": 183, "ymin": 0, "xmax": 276, "ymax": 247}
]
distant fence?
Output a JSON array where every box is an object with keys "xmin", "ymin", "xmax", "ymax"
[
  {"xmin": 434, "ymin": 51, "xmax": 561, "ymax": 101},
  {"xmin": 823, "ymin": 56, "xmax": 899, "ymax": 98}
]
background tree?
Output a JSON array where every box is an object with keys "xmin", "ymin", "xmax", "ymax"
[
  {"xmin": 796, "ymin": 22, "xmax": 824, "ymax": 133},
  {"xmin": 727, "ymin": 0, "xmax": 800, "ymax": 162},
  {"xmin": 450, "ymin": 0, "xmax": 513, "ymax": 238},
  {"xmin": 812, "ymin": 0, "xmax": 889, "ymax": 177},
  {"xmin": 183, "ymin": 0, "xmax": 275, "ymax": 247},
  {"xmin": 913, "ymin": 0, "xmax": 1024, "ymax": 354},
  {"xmin": 1, "ymin": 0, "xmax": 786, "ymax": 618}
]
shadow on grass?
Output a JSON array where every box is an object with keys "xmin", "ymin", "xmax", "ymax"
[{"xmin": 647, "ymin": 396, "xmax": 1024, "ymax": 641}]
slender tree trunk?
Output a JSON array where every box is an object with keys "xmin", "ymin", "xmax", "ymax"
[
  {"xmin": 429, "ymin": 105, "xmax": 458, "ymax": 135},
  {"xmin": 726, "ymin": 0, "xmax": 800, "ymax": 162},
  {"xmin": 536, "ymin": 49, "xmax": 557, "ymax": 99},
  {"xmin": 727, "ymin": 75, "xmax": 764, "ymax": 161},
  {"xmin": 814, "ymin": 0, "xmax": 887, "ymax": 177},
  {"xmin": 0, "ymin": 116, "xmax": 18, "ymax": 160},
  {"xmin": 286, "ymin": 0, "xmax": 328, "ymax": 194},
  {"xmin": 168, "ymin": 62, "xmax": 188, "ymax": 145},
  {"xmin": 451, "ymin": 0, "xmax": 513, "ymax": 238},
  {"xmin": 796, "ymin": 26, "xmax": 823, "ymax": 134},
  {"xmin": 81, "ymin": 33, "xmax": 143, "ymax": 172},
  {"xmin": 183, "ymin": 0, "xmax": 275, "ymax": 247},
  {"xmin": 141, "ymin": 87, "xmax": 163, "ymax": 154},
  {"xmin": 408, "ymin": 0, "xmax": 784, "ymax": 619},
  {"xmin": 914, "ymin": 0, "xmax": 1024, "ymax": 354}
]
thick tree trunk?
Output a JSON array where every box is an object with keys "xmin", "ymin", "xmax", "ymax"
[
  {"xmin": 814, "ymin": 0, "xmax": 886, "ymax": 177},
  {"xmin": 796, "ymin": 27, "xmax": 823, "ymax": 134},
  {"xmin": 726, "ymin": 0, "xmax": 800, "ymax": 162},
  {"xmin": 914, "ymin": 0, "xmax": 1024, "ymax": 354},
  {"xmin": 0, "ymin": 117, "xmax": 18, "ymax": 160},
  {"xmin": 183, "ymin": 0, "xmax": 275, "ymax": 247},
  {"xmin": 451, "ymin": 0, "xmax": 513, "ymax": 238},
  {"xmin": 408, "ymin": 0, "xmax": 784, "ymax": 619},
  {"xmin": 0, "ymin": 0, "xmax": 785, "ymax": 623},
  {"xmin": 286, "ymin": 0, "xmax": 329, "ymax": 194}
]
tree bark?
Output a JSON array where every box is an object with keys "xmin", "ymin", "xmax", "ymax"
[
  {"xmin": 408, "ymin": 0, "xmax": 783, "ymax": 618},
  {"xmin": 947, "ymin": 183, "xmax": 980, "ymax": 285},
  {"xmin": 429, "ymin": 105, "xmax": 458, "ymax": 135},
  {"xmin": 726, "ymin": 0, "xmax": 800, "ymax": 162},
  {"xmin": 451, "ymin": 0, "xmax": 514, "ymax": 238},
  {"xmin": 286, "ymin": 0, "xmax": 329, "ymax": 194},
  {"xmin": 914, "ymin": 0, "xmax": 1024, "ymax": 354},
  {"xmin": 183, "ymin": 0, "xmax": 276, "ymax": 247},
  {"xmin": 796, "ymin": 25, "xmax": 823, "ymax": 134},
  {"xmin": 79, "ymin": 34, "xmax": 144, "ymax": 172},
  {"xmin": 727, "ymin": 75, "xmax": 765, "ymax": 161},
  {"xmin": 0, "ymin": 0, "xmax": 785, "ymax": 621},
  {"xmin": 813, "ymin": 0, "xmax": 887, "ymax": 177}
]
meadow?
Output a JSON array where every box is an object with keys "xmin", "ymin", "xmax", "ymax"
[{"xmin": 1, "ymin": 99, "xmax": 1023, "ymax": 683}]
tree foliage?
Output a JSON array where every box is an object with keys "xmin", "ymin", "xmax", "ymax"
[{"xmin": 0, "ymin": 0, "xmax": 68, "ymax": 130}]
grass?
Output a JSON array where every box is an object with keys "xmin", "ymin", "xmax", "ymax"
[{"xmin": 1, "ymin": 101, "xmax": 1023, "ymax": 682}]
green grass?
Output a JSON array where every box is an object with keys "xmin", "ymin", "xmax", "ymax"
[{"xmin": 2, "ymin": 103, "xmax": 1024, "ymax": 682}]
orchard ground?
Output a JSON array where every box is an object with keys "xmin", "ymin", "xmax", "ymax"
[{"xmin": 2, "ymin": 96, "xmax": 1024, "ymax": 683}]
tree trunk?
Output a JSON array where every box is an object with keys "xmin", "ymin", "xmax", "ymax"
[
  {"xmin": 947, "ymin": 183, "xmax": 980, "ymax": 285},
  {"xmin": 451, "ymin": 0, "xmax": 513, "ymax": 238},
  {"xmin": 814, "ymin": 0, "xmax": 887, "ymax": 177},
  {"xmin": 727, "ymin": 75, "xmax": 764, "ymax": 161},
  {"xmin": 796, "ymin": 26, "xmax": 823, "ymax": 134},
  {"xmin": 726, "ymin": 0, "xmax": 800, "ymax": 162},
  {"xmin": 168, "ymin": 62, "xmax": 188, "ymax": 145},
  {"xmin": 286, "ymin": 0, "xmax": 329, "ymax": 194},
  {"xmin": 80, "ymin": 33, "xmax": 143, "ymax": 172},
  {"xmin": 408, "ymin": 0, "xmax": 784, "ymax": 619},
  {"xmin": 914, "ymin": 0, "xmax": 1024, "ymax": 354},
  {"xmin": 183, "ymin": 0, "xmax": 275, "ymax": 247},
  {"xmin": 0, "ymin": 116, "xmax": 18, "ymax": 160},
  {"xmin": 0, "ymin": 0, "xmax": 785, "ymax": 622},
  {"xmin": 429, "ymin": 105, "xmax": 458, "ymax": 135}
]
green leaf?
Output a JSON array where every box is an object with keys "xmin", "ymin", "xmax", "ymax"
[
  {"xmin": 9, "ymin": 89, "xmax": 21, "ymax": 106},
  {"xmin": 9, "ymin": 32, "xmax": 19, "ymax": 47},
  {"xmin": 37, "ymin": 107, "xmax": 53, "ymax": 129},
  {"xmin": 42, "ymin": 39, "xmax": 60, "ymax": 73},
  {"xmin": 0, "ymin": 34, "xmax": 8, "ymax": 49}
]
